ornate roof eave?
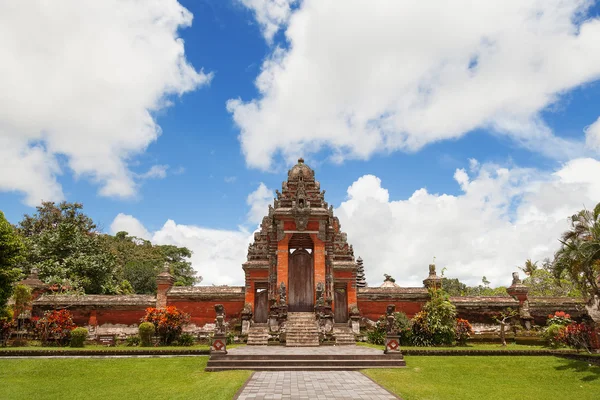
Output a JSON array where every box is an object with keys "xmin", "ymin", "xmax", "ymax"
[
  {"xmin": 272, "ymin": 208, "xmax": 330, "ymax": 217},
  {"xmin": 332, "ymin": 261, "xmax": 357, "ymax": 270},
  {"xmin": 242, "ymin": 260, "xmax": 270, "ymax": 270}
]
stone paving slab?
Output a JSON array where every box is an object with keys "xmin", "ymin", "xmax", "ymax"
[
  {"xmin": 235, "ymin": 371, "xmax": 400, "ymax": 400},
  {"xmin": 228, "ymin": 345, "xmax": 382, "ymax": 356}
]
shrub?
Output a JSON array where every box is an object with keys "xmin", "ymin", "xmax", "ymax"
[
  {"xmin": 125, "ymin": 335, "xmax": 141, "ymax": 347},
  {"xmin": 70, "ymin": 327, "xmax": 88, "ymax": 348},
  {"xmin": 556, "ymin": 323, "xmax": 597, "ymax": 353},
  {"xmin": 543, "ymin": 324, "xmax": 566, "ymax": 348},
  {"xmin": 411, "ymin": 289, "xmax": 457, "ymax": 346},
  {"xmin": 141, "ymin": 306, "xmax": 190, "ymax": 345},
  {"xmin": 36, "ymin": 309, "xmax": 76, "ymax": 346},
  {"xmin": 392, "ymin": 312, "xmax": 412, "ymax": 345},
  {"xmin": 547, "ymin": 311, "xmax": 571, "ymax": 326},
  {"xmin": 366, "ymin": 316, "xmax": 387, "ymax": 345},
  {"xmin": 177, "ymin": 332, "xmax": 195, "ymax": 347},
  {"xmin": 455, "ymin": 318, "xmax": 473, "ymax": 346},
  {"xmin": 138, "ymin": 322, "xmax": 155, "ymax": 347}
]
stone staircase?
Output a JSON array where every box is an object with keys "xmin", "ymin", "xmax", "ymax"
[
  {"xmin": 333, "ymin": 324, "xmax": 356, "ymax": 345},
  {"xmin": 206, "ymin": 352, "xmax": 406, "ymax": 371},
  {"xmin": 247, "ymin": 324, "xmax": 269, "ymax": 346},
  {"xmin": 285, "ymin": 312, "xmax": 320, "ymax": 347}
]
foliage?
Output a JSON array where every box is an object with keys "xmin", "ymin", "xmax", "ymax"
[
  {"xmin": 125, "ymin": 335, "xmax": 141, "ymax": 347},
  {"xmin": 543, "ymin": 324, "xmax": 566, "ymax": 348},
  {"xmin": 551, "ymin": 202, "xmax": 600, "ymax": 304},
  {"xmin": 102, "ymin": 231, "xmax": 199, "ymax": 293},
  {"xmin": 519, "ymin": 259, "xmax": 539, "ymax": 276},
  {"xmin": 441, "ymin": 277, "xmax": 509, "ymax": 297},
  {"xmin": 17, "ymin": 202, "xmax": 119, "ymax": 294},
  {"xmin": 393, "ymin": 311, "xmax": 412, "ymax": 345},
  {"xmin": 141, "ymin": 307, "xmax": 190, "ymax": 345},
  {"xmin": 455, "ymin": 318, "xmax": 473, "ymax": 346},
  {"xmin": 176, "ymin": 333, "xmax": 195, "ymax": 347},
  {"xmin": 546, "ymin": 311, "xmax": 572, "ymax": 326},
  {"xmin": 11, "ymin": 284, "xmax": 32, "ymax": 335},
  {"xmin": 366, "ymin": 316, "xmax": 387, "ymax": 345},
  {"xmin": 493, "ymin": 308, "xmax": 519, "ymax": 347},
  {"xmin": 556, "ymin": 322, "xmax": 598, "ymax": 353},
  {"xmin": 0, "ymin": 309, "xmax": 12, "ymax": 347},
  {"xmin": 0, "ymin": 211, "xmax": 25, "ymax": 315},
  {"xmin": 411, "ymin": 311, "xmax": 434, "ymax": 347},
  {"xmin": 36, "ymin": 309, "xmax": 76, "ymax": 346},
  {"xmin": 411, "ymin": 290, "xmax": 458, "ymax": 346},
  {"xmin": 138, "ymin": 322, "xmax": 155, "ymax": 347},
  {"xmin": 70, "ymin": 327, "xmax": 88, "ymax": 348},
  {"xmin": 523, "ymin": 267, "xmax": 582, "ymax": 297}
]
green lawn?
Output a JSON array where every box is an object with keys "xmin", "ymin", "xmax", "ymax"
[
  {"xmin": 0, "ymin": 343, "xmax": 245, "ymax": 351},
  {"xmin": 365, "ymin": 356, "xmax": 600, "ymax": 400},
  {"xmin": 0, "ymin": 357, "xmax": 251, "ymax": 400}
]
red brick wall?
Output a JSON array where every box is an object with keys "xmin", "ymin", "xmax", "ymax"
[
  {"xmin": 167, "ymin": 299, "xmax": 245, "ymax": 326},
  {"xmin": 358, "ymin": 299, "xmax": 426, "ymax": 321}
]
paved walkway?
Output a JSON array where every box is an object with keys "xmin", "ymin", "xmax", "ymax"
[{"xmin": 235, "ymin": 371, "xmax": 400, "ymax": 400}]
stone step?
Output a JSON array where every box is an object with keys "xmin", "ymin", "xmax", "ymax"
[
  {"xmin": 247, "ymin": 324, "xmax": 270, "ymax": 346},
  {"xmin": 209, "ymin": 354, "xmax": 405, "ymax": 361},
  {"xmin": 205, "ymin": 355, "xmax": 406, "ymax": 371},
  {"xmin": 207, "ymin": 359, "xmax": 404, "ymax": 368}
]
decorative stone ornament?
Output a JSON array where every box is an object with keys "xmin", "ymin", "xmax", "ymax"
[{"xmin": 211, "ymin": 304, "xmax": 227, "ymax": 354}]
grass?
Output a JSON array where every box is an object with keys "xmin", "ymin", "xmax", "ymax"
[
  {"xmin": 365, "ymin": 356, "xmax": 600, "ymax": 400},
  {"xmin": 356, "ymin": 342, "xmax": 575, "ymax": 351},
  {"xmin": 0, "ymin": 343, "xmax": 245, "ymax": 351},
  {"xmin": 0, "ymin": 356, "xmax": 251, "ymax": 400}
]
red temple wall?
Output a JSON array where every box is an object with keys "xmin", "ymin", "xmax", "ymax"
[
  {"xmin": 357, "ymin": 299, "xmax": 426, "ymax": 321},
  {"xmin": 167, "ymin": 299, "xmax": 245, "ymax": 326}
]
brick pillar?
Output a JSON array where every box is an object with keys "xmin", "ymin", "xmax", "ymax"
[
  {"xmin": 311, "ymin": 234, "xmax": 326, "ymax": 303},
  {"xmin": 277, "ymin": 234, "xmax": 291, "ymax": 300},
  {"xmin": 156, "ymin": 263, "xmax": 174, "ymax": 308}
]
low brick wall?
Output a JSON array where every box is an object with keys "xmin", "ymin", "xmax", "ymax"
[{"xmin": 167, "ymin": 286, "xmax": 245, "ymax": 326}]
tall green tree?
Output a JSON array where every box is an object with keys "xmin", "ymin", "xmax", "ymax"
[
  {"xmin": 17, "ymin": 202, "xmax": 118, "ymax": 294},
  {"xmin": 552, "ymin": 202, "xmax": 600, "ymax": 305},
  {"xmin": 0, "ymin": 211, "xmax": 25, "ymax": 316}
]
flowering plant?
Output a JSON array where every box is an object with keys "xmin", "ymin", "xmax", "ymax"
[
  {"xmin": 455, "ymin": 318, "xmax": 474, "ymax": 346},
  {"xmin": 546, "ymin": 311, "xmax": 571, "ymax": 326},
  {"xmin": 141, "ymin": 306, "xmax": 190, "ymax": 345},
  {"xmin": 36, "ymin": 309, "xmax": 76, "ymax": 346},
  {"xmin": 556, "ymin": 323, "xmax": 598, "ymax": 353}
]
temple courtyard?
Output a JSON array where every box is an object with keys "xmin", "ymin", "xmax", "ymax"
[{"xmin": 1, "ymin": 348, "xmax": 598, "ymax": 399}]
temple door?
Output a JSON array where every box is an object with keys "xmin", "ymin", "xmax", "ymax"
[
  {"xmin": 254, "ymin": 287, "xmax": 268, "ymax": 323},
  {"xmin": 334, "ymin": 286, "xmax": 348, "ymax": 322},
  {"xmin": 288, "ymin": 248, "xmax": 314, "ymax": 312}
]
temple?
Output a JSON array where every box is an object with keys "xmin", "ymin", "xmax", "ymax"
[{"xmin": 21, "ymin": 159, "xmax": 590, "ymax": 345}]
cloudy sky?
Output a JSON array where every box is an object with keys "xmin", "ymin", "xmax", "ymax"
[{"xmin": 2, "ymin": 0, "xmax": 600, "ymax": 287}]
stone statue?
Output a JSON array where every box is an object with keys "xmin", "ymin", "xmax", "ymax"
[
  {"xmin": 279, "ymin": 282, "xmax": 287, "ymax": 306},
  {"xmin": 512, "ymin": 272, "xmax": 521, "ymax": 286},
  {"xmin": 315, "ymin": 282, "xmax": 325, "ymax": 306},
  {"xmin": 429, "ymin": 264, "xmax": 436, "ymax": 276},
  {"xmin": 386, "ymin": 304, "xmax": 396, "ymax": 334},
  {"xmin": 214, "ymin": 304, "xmax": 226, "ymax": 335},
  {"xmin": 384, "ymin": 274, "xmax": 396, "ymax": 283}
]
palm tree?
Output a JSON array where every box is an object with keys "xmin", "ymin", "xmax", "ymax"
[
  {"xmin": 519, "ymin": 259, "xmax": 539, "ymax": 276},
  {"xmin": 552, "ymin": 203, "xmax": 600, "ymax": 307}
]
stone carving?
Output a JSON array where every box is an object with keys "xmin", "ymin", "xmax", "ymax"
[
  {"xmin": 384, "ymin": 274, "xmax": 396, "ymax": 283},
  {"xmin": 214, "ymin": 304, "xmax": 226, "ymax": 335},
  {"xmin": 512, "ymin": 272, "xmax": 522, "ymax": 285},
  {"xmin": 316, "ymin": 282, "xmax": 325, "ymax": 306},
  {"xmin": 386, "ymin": 304, "xmax": 396, "ymax": 334},
  {"xmin": 429, "ymin": 263, "xmax": 436, "ymax": 276},
  {"xmin": 356, "ymin": 257, "xmax": 367, "ymax": 288},
  {"xmin": 279, "ymin": 282, "xmax": 287, "ymax": 306}
]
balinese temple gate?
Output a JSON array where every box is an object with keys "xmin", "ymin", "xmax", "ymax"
[{"xmin": 243, "ymin": 158, "xmax": 358, "ymax": 345}]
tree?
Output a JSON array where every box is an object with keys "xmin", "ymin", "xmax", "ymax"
[
  {"xmin": 17, "ymin": 202, "xmax": 118, "ymax": 294},
  {"xmin": 519, "ymin": 259, "xmax": 539, "ymax": 276},
  {"xmin": 0, "ymin": 211, "xmax": 25, "ymax": 315},
  {"xmin": 551, "ymin": 202, "xmax": 600, "ymax": 307},
  {"xmin": 523, "ymin": 268, "xmax": 581, "ymax": 297},
  {"xmin": 494, "ymin": 308, "xmax": 518, "ymax": 347}
]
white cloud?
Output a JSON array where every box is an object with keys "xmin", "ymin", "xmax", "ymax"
[
  {"xmin": 585, "ymin": 116, "xmax": 600, "ymax": 151},
  {"xmin": 224, "ymin": 176, "xmax": 238, "ymax": 183},
  {"xmin": 138, "ymin": 165, "xmax": 169, "ymax": 180},
  {"xmin": 0, "ymin": 1, "xmax": 211, "ymax": 206},
  {"xmin": 229, "ymin": 0, "xmax": 600, "ymax": 170},
  {"xmin": 110, "ymin": 213, "xmax": 152, "ymax": 240},
  {"xmin": 246, "ymin": 182, "xmax": 274, "ymax": 224},
  {"xmin": 236, "ymin": 0, "xmax": 297, "ymax": 43},
  {"xmin": 336, "ymin": 158, "xmax": 600, "ymax": 287}
]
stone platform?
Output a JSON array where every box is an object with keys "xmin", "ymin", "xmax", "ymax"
[{"xmin": 205, "ymin": 345, "xmax": 406, "ymax": 371}]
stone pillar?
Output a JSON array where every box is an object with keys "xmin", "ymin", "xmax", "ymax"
[
  {"xmin": 506, "ymin": 272, "xmax": 533, "ymax": 329},
  {"xmin": 211, "ymin": 304, "xmax": 227, "ymax": 354},
  {"xmin": 241, "ymin": 303, "xmax": 252, "ymax": 335},
  {"xmin": 423, "ymin": 264, "xmax": 442, "ymax": 290},
  {"xmin": 311, "ymin": 234, "xmax": 326, "ymax": 304},
  {"xmin": 276, "ymin": 234, "xmax": 291, "ymax": 301},
  {"xmin": 156, "ymin": 263, "xmax": 174, "ymax": 309}
]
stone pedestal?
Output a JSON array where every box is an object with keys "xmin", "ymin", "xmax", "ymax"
[
  {"xmin": 210, "ymin": 334, "xmax": 227, "ymax": 354},
  {"xmin": 241, "ymin": 319, "xmax": 251, "ymax": 335},
  {"xmin": 384, "ymin": 335, "xmax": 401, "ymax": 354}
]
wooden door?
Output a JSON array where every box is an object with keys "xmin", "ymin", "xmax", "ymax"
[
  {"xmin": 254, "ymin": 288, "xmax": 268, "ymax": 323},
  {"xmin": 334, "ymin": 286, "xmax": 348, "ymax": 322},
  {"xmin": 288, "ymin": 249, "xmax": 314, "ymax": 312}
]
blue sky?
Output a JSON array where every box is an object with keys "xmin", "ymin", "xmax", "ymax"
[{"xmin": 1, "ymin": 0, "xmax": 600, "ymax": 287}]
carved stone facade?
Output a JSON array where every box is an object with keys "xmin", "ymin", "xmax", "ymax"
[{"xmin": 242, "ymin": 158, "xmax": 358, "ymax": 324}]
